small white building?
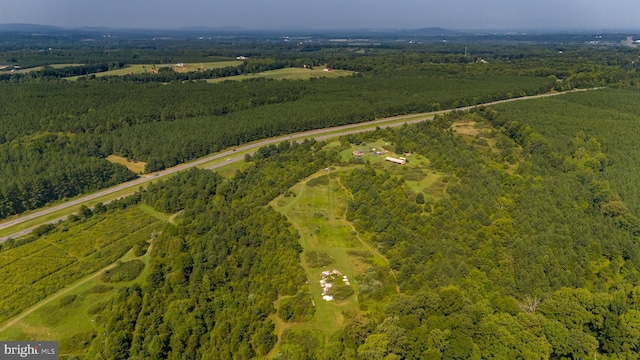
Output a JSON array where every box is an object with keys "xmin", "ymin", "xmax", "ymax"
[{"xmin": 385, "ymin": 157, "xmax": 406, "ymax": 165}]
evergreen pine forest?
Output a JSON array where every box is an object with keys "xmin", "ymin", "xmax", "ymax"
[{"xmin": 2, "ymin": 30, "xmax": 640, "ymax": 359}]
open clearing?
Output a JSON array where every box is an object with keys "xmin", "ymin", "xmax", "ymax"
[
  {"xmin": 65, "ymin": 60, "xmax": 241, "ymax": 80},
  {"xmin": 0, "ymin": 205, "xmax": 167, "ymax": 357},
  {"xmin": 0, "ymin": 246, "xmax": 156, "ymax": 358},
  {"xmin": 106, "ymin": 155, "xmax": 146, "ymax": 174},
  {"xmin": 0, "ymin": 206, "xmax": 162, "ymax": 328},
  {"xmin": 271, "ymin": 167, "xmax": 392, "ymax": 350},
  {"xmin": 208, "ymin": 67, "xmax": 353, "ymax": 83},
  {"xmin": 338, "ymin": 139, "xmax": 448, "ymax": 199}
]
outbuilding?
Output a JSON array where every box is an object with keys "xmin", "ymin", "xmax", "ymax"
[{"xmin": 385, "ymin": 157, "xmax": 406, "ymax": 165}]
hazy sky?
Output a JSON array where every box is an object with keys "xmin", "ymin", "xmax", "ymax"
[{"xmin": 0, "ymin": 0, "xmax": 638, "ymax": 30}]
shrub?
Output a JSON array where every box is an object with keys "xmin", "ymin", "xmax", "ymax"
[
  {"xmin": 305, "ymin": 251, "xmax": 335, "ymax": 268},
  {"xmin": 101, "ymin": 260, "xmax": 145, "ymax": 283},
  {"xmin": 59, "ymin": 294, "xmax": 77, "ymax": 307},
  {"xmin": 33, "ymin": 223, "xmax": 55, "ymax": 237},
  {"xmin": 88, "ymin": 285, "xmax": 113, "ymax": 293},
  {"xmin": 330, "ymin": 284, "xmax": 355, "ymax": 301},
  {"xmin": 60, "ymin": 332, "xmax": 96, "ymax": 353},
  {"xmin": 278, "ymin": 291, "xmax": 315, "ymax": 322},
  {"xmin": 87, "ymin": 301, "xmax": 108, "ymax": 315},
  {"xmin": 307, "ymin": 175, "xmax": 329, "ymax": 187}
]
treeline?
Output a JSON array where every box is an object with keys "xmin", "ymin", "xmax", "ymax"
[
  {"xmin": 0, "ymin": 57, "xmax": 324, "ymax": 83},
  {"xmin": 2, "ymin": 47, "xmax": 635, "ymax": 220},
  {"xmin": 0, "ymin": 132, "xmax": 136, "ymax": 218},
  {"xmin": 327, "ymin": 46, "xmax": 640, "ymax": 89},
  {"xmin": 87, "ymin": 140, "xmax": 336, "ymax": 359},
  {"xmin": 0, "ymin": 62, "xmax": 127, "ymax": 82}
]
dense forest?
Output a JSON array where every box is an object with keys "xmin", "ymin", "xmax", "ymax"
[
  {"xmin": 3, "ymin": 31, "xmax": 640, "ymax": 359},
  {"xmin": 4, "ymin": 40, "xmax": 640, "ymax": 219},
  {"xmin": 0, "ymin": 64, "xmax": 555, "ymax": 219},
  {"xmin": 67, "ymin": 101, "xmax": 640, "ymax": 359}
]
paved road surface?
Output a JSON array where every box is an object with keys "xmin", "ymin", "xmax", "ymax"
[{"xmin": 0, "ymin": 88, "xmax": 598, "ymax": 242}]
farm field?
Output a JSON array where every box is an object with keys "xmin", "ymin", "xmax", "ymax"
[
  {"xmin": 0, "ymin": 205, "xmax": 163, "ymax": 327},
  {"xmin": 207, "ymin": 67, "xmax": 354, "ymax": 83},
  {"xmin": 66, "ymin": 60, "xmax": 241, "ymax": 79},
  {"xmin": 0, "ymin": 237, "xmax": 157, "ymax": 358}
]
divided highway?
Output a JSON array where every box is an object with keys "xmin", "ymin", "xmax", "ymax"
[{"xmin": 0, "ymin": 88, "xmax": 598, "ymax": 242}]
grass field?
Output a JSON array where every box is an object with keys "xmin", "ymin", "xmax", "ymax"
[
  {"xmin": 106, "ymin": 155, "xmax": 146, "ymax": 174},
  {"xmin": 268, "ymin": 151, "xmax": 447, "ymax": 352},
  {"xmin": 271, "ymin": 167, "xmax": 392, "ymax": 348},
  {"xmin": 65, "ymin": 60, "xmax": 242, "ymax": 80},
  {"xmin": 0, "ymin": 246, "xmax": 156, "ymax": 358},
  {"xmin": 207, "ymin": 67, "xmax": 354, "ymax": 83},
  {"xmin": 0, "ymin": 206, "xmax": 162, "ymax": 327},
  {"xmin": 0, "ymin": 205, "xmax": 165, "ymax": 357}
]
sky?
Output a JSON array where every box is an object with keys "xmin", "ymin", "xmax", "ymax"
[{"xmin": 0, "ymin": 0, "xmax": 638, "ymax": 30}]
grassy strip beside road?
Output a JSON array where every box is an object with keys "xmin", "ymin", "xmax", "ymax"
[{"xmin": 0, "ymin": 187, "xmax": 137, "ymax": 239}]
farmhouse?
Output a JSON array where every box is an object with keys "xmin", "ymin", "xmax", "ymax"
[
  {"xmin": 385, "ymin": 156, "xmax": 406, "ymax": 165},
  {"xmin": 353, "ymin": 150, "xmax": 365, "ymax": 157}
]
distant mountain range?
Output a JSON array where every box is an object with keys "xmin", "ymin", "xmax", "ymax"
[
  {"xmin": 0, "ymin": 23, "xmax": 636, "ymax": 36},
  {"xmin": 401, "ymin": 27, "xmax": 462, "ymax": 36},
  {"xmin": 0, "ymin": 23, "xmax": 63, "ymax": 32},
  {"xmin": 0, "ymin": 23, "xmax": 462, "ymax": 35}
]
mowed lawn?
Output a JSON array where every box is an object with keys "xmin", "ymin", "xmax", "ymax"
[
  {"xmin": 208, "ymin": 67, "xmax": 354, "ymax": 83},
  {"xmin": 272, "ymin": 169, "xmax": 390, "ymax": 338}
]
